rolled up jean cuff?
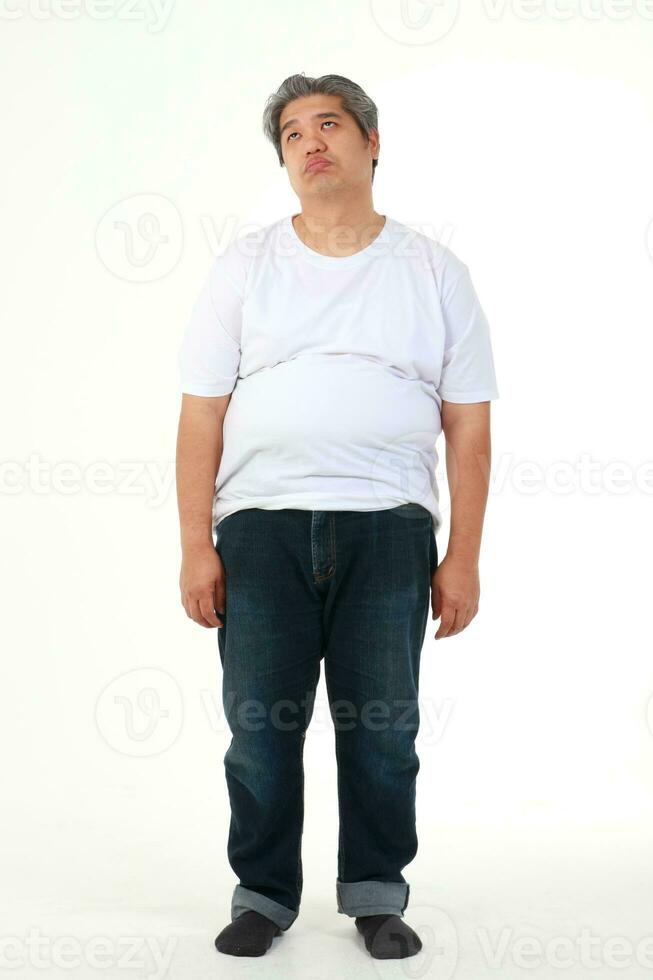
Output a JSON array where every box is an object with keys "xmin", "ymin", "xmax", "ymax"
[
  {"xmin": 336, "ymin": 879, "xmax": 410, "ymax": 917},
  {"xmin": 231, "ymin": 885, "xmax": 298, "ymax": 930}
]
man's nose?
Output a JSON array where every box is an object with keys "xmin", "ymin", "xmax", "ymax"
[{"xmin": 304, "ymin": 135, "xmax": 327, "ymax": 153}]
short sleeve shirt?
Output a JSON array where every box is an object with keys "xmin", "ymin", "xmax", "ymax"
[{"xmin": 178, "ymin": 214, "xmax": 500, "ymax": 534}]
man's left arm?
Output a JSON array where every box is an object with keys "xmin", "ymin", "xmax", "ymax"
[
  {"xmin": 433, "ymin": 253, "xmax": 500, "ymax": 641},
  {"xmin": 432, "ymin": 399, "xmax": 492, "ymax": 640}
]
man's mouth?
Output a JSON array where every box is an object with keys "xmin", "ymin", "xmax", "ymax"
[{"xmin": 305, "ymin": 159, "xmax": 332, "ymax": 173}]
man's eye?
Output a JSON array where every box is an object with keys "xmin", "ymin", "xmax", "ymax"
[{"xmin": 287, "ymin": 121, "xmax": 336, "ymax": 141}]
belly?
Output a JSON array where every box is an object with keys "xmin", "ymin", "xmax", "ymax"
[{"xmin": 218, "ymin": 353, "xmax": 440, "ymax": 499}]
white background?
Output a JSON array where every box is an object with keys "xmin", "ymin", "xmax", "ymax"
[{"xmin": 2, "ymin": 1, "xmax": 653, "ymax": 977}]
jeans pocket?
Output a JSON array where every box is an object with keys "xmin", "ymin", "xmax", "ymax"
[
  {"xmin": 392, "ymin": 502, "xmax": 431, "ymax": 523},
  {"xmin": 214, "ymin": 509, "xmax": 245, "ymax": 548},
  {"xmin": 215, "ymin": 509, "xmax": 243, "ymax": 532}
]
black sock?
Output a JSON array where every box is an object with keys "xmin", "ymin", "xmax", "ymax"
[
  {"xmin": 355, "ymin": 913, "xmax": 422, "ymax": 959},
  {"xmin": 215, "ymin": 910, "xmax": 282, "ymax": 957}
]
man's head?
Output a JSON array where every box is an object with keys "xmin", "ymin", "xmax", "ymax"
[{"xmin": 262, "ymin": 73, "xmax": 380, "ymax": 198}]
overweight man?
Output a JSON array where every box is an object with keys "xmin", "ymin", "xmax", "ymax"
[{"xmin": 176, "ymin": 72, "xmax": 499, "ymax": 960}]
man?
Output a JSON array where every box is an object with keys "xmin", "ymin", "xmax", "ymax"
[{"xmin": 176, "ymin": 73, "xmax": 499, "ymax": 960}]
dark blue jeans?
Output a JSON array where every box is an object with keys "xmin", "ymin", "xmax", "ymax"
[{"xmin": 214, "ymin": 504, "xmax": 438, "ymax": 931}]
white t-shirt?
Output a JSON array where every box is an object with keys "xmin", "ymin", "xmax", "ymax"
[{"xmin": 178, "ymin": 213, "xmax": 500, "ymax": 535}]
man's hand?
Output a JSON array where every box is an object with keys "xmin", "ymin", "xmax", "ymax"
[
  {"xmin": 180, "ymin": 544, "xmax": 226, "ymax": 628},
  {"xmin": 431, "ymin": 554, "xmax": 480, "ymax": 640}
]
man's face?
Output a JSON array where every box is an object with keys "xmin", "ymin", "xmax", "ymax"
[{"xmin": 279, "ymin": 93, "xmax": 379, "ymax": 198}]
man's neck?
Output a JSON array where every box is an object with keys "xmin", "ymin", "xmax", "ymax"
[{"xmin": 292, "ymin": 205, "xmax": 386, "ymax": 258}]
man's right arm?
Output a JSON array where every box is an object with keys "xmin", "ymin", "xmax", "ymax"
[
  {"xmin": 176, "ymin": 392, "xmax": 231, "ymax": 629},
  {"xmin": 176, "ymin": 236, "xmax": 248, "ymax": 627}
]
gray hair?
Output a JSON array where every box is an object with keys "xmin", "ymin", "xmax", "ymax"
[{"xmin": 262, "ymin": 73, "xmax": 380, "ymax": 183}]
